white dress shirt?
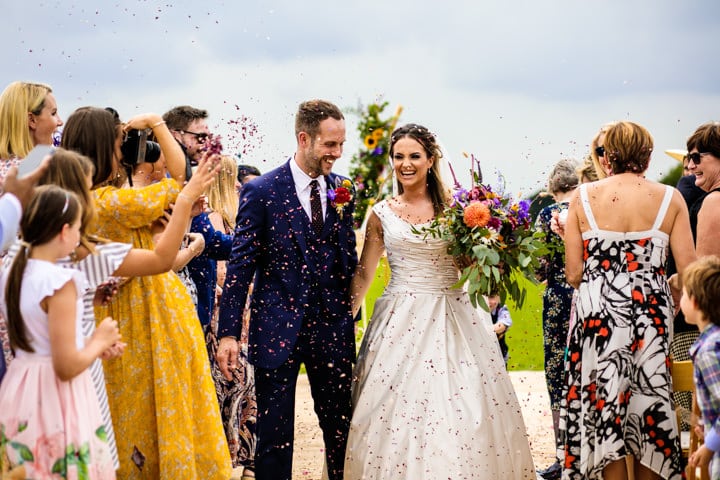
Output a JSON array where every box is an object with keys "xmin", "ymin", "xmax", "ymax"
[
  {"xmin": 0, "ymin": 193, "xmax": 21, "ymax": 250},
  {"xmin": 289, "ymin": 156, "xmax": 327, "ymax": 221}
]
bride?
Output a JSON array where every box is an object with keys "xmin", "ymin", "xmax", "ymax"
[{"xmin": 345, "ymin": 124, "xmax": 536, "ymax": 479}]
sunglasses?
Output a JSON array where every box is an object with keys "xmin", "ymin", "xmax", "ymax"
[
  {"xmin": 687, "ymin": 152, "xmax": 710, "ymax": 165},
  {"xmin": 180, "ymin": 130, "xmax": 208, "ymax": 142},
  {"xmin": 594, "ymin": 146, "xmax": 605, "ymax": 158}
]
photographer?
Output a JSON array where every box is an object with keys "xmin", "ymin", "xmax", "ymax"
[
  {"xmin": 60, "ymin": 106, "xmax": 231, "ymax": 479},
  {"xmin": 163, "ymin": 105, "xmax": 210, "ymax": 179}
]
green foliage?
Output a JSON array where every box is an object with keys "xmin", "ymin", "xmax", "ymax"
[
  {"xmin": 659, "ymin": 163, "xmax": 682, "ymax": 187},
  {"xmin": 347, "ymin": 101, "xmax": 400, "ymax": 228},
  {"xmin": 418, "ymin": 163, "xmax": 548, "ymax": 310}
]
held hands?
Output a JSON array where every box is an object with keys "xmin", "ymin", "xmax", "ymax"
[
  {"xmin": 99, "ymin": 341, "xmax": 126, "ymax": 360},
  {"xmin": 181, "ymin": 151, "xmax": 222, "ymax": 199},
  {"xmin": 216, "ymin": 336, "xmax": 240, "ymax": 381},
  {"xmin": 92, "ymin": 317, "xmax": 122, "ymax": 352},
  {"xmin": 93, "ymin": 278, "xmax": 120, "ymax": 307},
  {"xmin": 493, "ymin": 323, "xmax": 507, "ymax": 337},
  {"xmin": 185, "ymin": 232, "xmax": 205, "ymax": 257},
  {"xmin": 550, "ymin": 210, "xmax": 566, "ymax": 240},
  {"xmin": 688, "ymin": 444, "xmax": 712, "ymax": 471}
]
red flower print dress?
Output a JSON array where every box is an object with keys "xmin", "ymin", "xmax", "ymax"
[{"xmin": 562, "ymin": 184, "xmax": 681, "ymax": 480}]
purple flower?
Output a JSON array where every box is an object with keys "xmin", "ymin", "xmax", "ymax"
[
  {"xmin": 372, "ymin": 146, "xmax": 384, "ymax": 156},
  {"xmin": 517, "ymin": 200, "xmax": 531, "ymax": 221},
  {"xmin": 452, "ymin": 188, "xmax": 469, "ymax": 206}
]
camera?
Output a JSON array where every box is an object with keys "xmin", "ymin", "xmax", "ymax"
[{"xmin": 121, "ymin": 128, "xmax": 161, "ymax": 166}]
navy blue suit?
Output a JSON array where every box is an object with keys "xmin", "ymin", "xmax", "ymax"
[{"xmin": 218, "ymin": 160, "xmax": 357, "ymax": 480}]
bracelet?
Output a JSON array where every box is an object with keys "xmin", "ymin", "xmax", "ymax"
[
  {"xmin": 151, "ymin": 120, "xmax": 166, "ymax": 129},
  {"xmin": 177, "ymin": 192, "xmax": 193, "ymax": 203}
]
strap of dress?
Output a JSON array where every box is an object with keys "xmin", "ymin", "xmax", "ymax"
[
  {"xmin": 651, "ymin": 185, "xmax": 675, "ymax": 231},
  {"xmin": 579, "ymin": 184, "xmax": 599, "ymax": 231}
]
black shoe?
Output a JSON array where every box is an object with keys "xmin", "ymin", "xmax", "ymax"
[{"xmin": 537, "ymin": 461, "xmax": 562, "ymax": 480}]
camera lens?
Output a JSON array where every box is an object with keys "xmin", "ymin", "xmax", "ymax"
[{"xmin": 144, "ymin": 141, "xmax": 162, "ymax": 163}]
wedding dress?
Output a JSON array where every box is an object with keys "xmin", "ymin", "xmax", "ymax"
[{"xmin": 344, "ymin": 200, "xmax": 536, "ymax": 479}]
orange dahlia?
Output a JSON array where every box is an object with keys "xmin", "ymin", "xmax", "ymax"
[{"xmin": 463, "ymin": 201, "xmax": 491, "ymax": 228}]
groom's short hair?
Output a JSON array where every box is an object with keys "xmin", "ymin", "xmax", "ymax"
[{"xmin": 295, "ymin": 100, "xmax": 344, "ymax": 139}]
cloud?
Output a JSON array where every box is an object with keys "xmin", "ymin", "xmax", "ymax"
[{"xmin": 3, "ymin": 0, "xmax": 720, "ymax": 193}]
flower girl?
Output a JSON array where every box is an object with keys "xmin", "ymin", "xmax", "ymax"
[{"xmin": 0, "ymin": 185, "xmax": 120, "ymax": 479}]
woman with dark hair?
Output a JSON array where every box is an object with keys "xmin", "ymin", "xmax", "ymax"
[
  {"xmin": 563, "ymin": 121, "xmax": 696, "ymax": 479},
  {"xmin": 345, "ymin": 124, "xmax": 535, "ymax": 478},
  {"xmin": 60, "ymin": 107, "xmax": 231, "ymax": 479}
]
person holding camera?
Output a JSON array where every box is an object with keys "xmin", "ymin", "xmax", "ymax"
[
  {"xmin": 163, "ymin": 105, "xmax": 210, "ymax": 177},
  {"xmin": 60, "ymin": 106, "xmax": 232, "ymax": 480}
]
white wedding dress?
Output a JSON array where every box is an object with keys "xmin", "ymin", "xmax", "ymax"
[{"xmin": 344, "ymin": 201, "xmax": 536, "ymax": 479}]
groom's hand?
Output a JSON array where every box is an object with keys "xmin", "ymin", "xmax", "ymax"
[{"xmin": 216, "ymin": 336, "xmax": 240, "ymax": 381}]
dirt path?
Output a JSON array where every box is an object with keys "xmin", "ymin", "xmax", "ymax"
[{"xmin": 233, "ymin": 371, "xmax": 556, "ymax": 479}]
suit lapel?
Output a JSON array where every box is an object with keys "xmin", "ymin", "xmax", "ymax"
[{"xmin": 278, "ymin": 161, "xmax": 311, "ymax": 260}]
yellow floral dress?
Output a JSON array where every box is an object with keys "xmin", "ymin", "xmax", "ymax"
[{"xmin": 92, "ymin": 179, "xmax": 231, "ymax": 479}]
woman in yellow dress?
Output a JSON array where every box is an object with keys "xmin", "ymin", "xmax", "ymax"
[{"xmin": 61, "ymin": 106, "xmax": 231, "ymax": 479}]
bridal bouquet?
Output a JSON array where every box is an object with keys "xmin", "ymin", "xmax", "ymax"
[{"xmin": 421, "ymin": 154, "xmax": 547, "ymax": 310}]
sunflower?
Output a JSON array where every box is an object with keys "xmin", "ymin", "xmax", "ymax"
[
  {"xmin": 463, "ymin": 201, "xmax": 491, "ymax": 228},
  {"xmin": 364, "ymin": 134, "xmax": 377, "ymax": 149},
  {"xmin": 371, "ymin": 128, "xmax": 385, "ymax": 140}
]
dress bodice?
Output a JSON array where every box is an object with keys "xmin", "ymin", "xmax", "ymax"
[
  {"xmin": 0, "ymin": 259, "xmax": 85, "ymax": 357},
  {"xmin": 373, "ymin": 201, "xmax": 459, "ymax": 293},
  {"xmin": 579, "ymin": 184, "xmax": 673, "ymax": 281},
  {"xmin": 92, "ymin": 178, "xmax": 180, "ymax": 248}
]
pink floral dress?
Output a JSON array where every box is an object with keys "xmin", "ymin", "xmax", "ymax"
[{"xmin": 0, "ymin": 259, "xmax": 115, "ymax": 479}]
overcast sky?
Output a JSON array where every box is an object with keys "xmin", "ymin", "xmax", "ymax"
[{"xmin": 4, "ymin": 1, "xmax": 720, "ymax": 195}]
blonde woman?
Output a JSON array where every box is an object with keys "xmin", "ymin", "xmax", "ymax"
[
  {"xmin": 207, "ymin": 155, "xmax": 240, "ymax": 288},
  {"xmin": 589, "ymin": 121, "xmax": 617, "ymax": 180},
  {"xmin": 0, "ymin": 81, "xmax": 63, "ymax": 183}
]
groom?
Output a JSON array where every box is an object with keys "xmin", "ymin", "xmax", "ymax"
[{"xmin": 216, "ymin": 99, "xmax": 358, "ymax": 480}]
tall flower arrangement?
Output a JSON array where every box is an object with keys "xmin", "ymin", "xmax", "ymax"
[
  {"xmin": 421, "ymin": 154, "xmax": 547, "ymax": 310},
  {"xmin": 347, "ymin": 101, "xmax": 402, "ymax": 228}
]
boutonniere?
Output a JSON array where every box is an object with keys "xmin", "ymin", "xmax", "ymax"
[{"xmin": 327, "ymin": 179, "xmax": 354, "ymax": 218}]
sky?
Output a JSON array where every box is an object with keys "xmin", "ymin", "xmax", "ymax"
[{"xmin": 4, "ymin": 1, "xmax": 720, "ymax": 196}]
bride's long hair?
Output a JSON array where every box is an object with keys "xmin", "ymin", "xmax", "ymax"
[{"xmin": 389, "ymin": 123, "xmax": 449, "ymax": 217}]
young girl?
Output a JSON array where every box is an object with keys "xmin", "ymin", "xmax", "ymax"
[{"xmin": 0, "ymin": 185, "xmax": 120, "ymax": 479}]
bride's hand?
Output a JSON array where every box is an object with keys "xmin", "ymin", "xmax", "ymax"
[{"xmin": 454, "ymin": 254, "xmax": 474, "ymax": 271}]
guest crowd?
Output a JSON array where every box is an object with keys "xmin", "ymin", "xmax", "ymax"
[{"xmin": 0, "ymin": 78, "xmax": 720, "ymax": 480}]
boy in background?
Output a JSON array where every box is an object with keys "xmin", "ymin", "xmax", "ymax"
[
  {"xmin": 488, "ymin": 293, "xmax": 512, "ymax": 368},
  {"xmin": 680, "ymin": 255, "xmax": 720, "ymax": 477}
]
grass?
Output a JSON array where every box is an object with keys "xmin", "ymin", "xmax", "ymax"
[{"xmin": 504, "ymin": 278, "xmax": 545, "ymax": 371}]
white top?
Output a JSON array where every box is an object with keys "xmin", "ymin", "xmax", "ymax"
[
  {"xmin": 289, "ymin": 156, "xmax": 327, "ymax": 220},
  {"xmin": 0, "ymin": 258, "xmax": 86, "ymax": 356}
]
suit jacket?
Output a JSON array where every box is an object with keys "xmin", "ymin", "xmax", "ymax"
[{"xmin": 217, "ymin": 160, "xmax": 358, "ymax": 369}]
